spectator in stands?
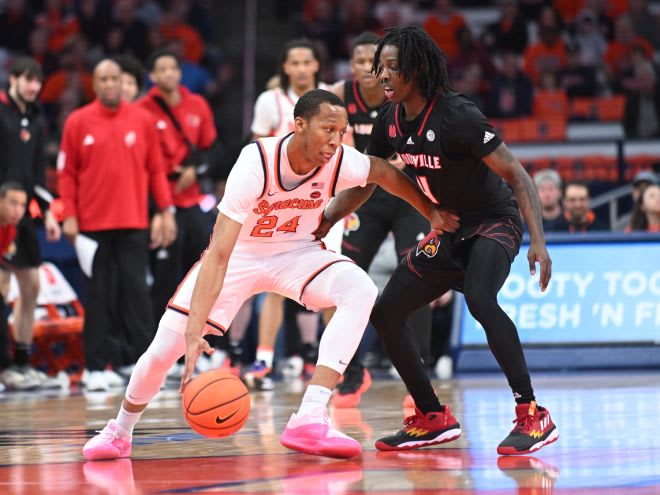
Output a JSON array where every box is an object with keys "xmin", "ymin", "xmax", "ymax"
[
  {"xmin": 523, "ymin": 6, "xmax": 567, "ymax": 85},
  {"xmin": 340, "ymin": 0, "xmax": 383, "ymax": 57},
  {"xmin": 75, "ymin": 0, "xmax": 112, "ymax": 50},
  {"xmin": 628, "ymin": 183, "xmax": 660, "ymax": 232},
  {"xmin": 448, "ymin": 26, "xmax": 496, "ymax": 90},
  {"xmin": 558, "ymin": 181, "xmax": 607, "ymax": 232},
  {"xmin": 58, "ymin": 59, "xmax": 176, "ymax": 392},
  {"xmin": 300, "ymin": 0, "xmax": 344, "ymax": 63},
  {"xmin": 0, "ymin": 183, "xmax": 29, "ymax": 391},
  {"xmin": 572, "ymin": 9, "xmax": 607, "ymax": 68},
  {"xmin": 0, "ymin": 0, "xmax": 35, "ymax": 54},
  {"xmin": 35, "ymin": 0, "xmax": 80, "ymax": 53},
  {"xmin": 159, "ymin": 2, "xmax": 205, "ymax": 63},
  {"xmin": 452, "ymin": 63, "xmax": 486, "ymax": 113},
  {"xmin": 488, "ymin": 50, "xmax": 533, "ymax": 118},
  {"xmin": 422, "ymin": 0, "xmax": 467, "ymax": 59},
  {"xmin": 0, "ymin": 58, "xmax": 63, "ymax": 390},
  {"xmin": 628, "ymin": 0, "xmax": 660, "ymax": 49},
  {"xmin": 623, "ymin": 60, "xmax": 660, "ymax": 139},
  {"xmin": 604, "ymin": 15, "xmax": 653, "ymax": 90},
  {"xmin": 374, "ymin": 0, "xmax": 417, "ymax": 28},
  {"xmin": 559, "ymin": 42, "xmax": 598, "ymax": 98},
  {"xmin": 615, "ymin": 170, "xmax": 658, "ymax": 231},
  {"xmin": 28, "ymin": 27, "xmax": 59, "ymax": 77},
  {"xmin": 482, "ymin": 0, "xmax": 528, "ymax": 54},
  {"xmin": 533, "ymin": 68, "xmax": 568, "ymax": 119},
  {"xmin": 533, "ymin": 169, "xmax": 564, "ymax": 232},
  {"xmin": 113, "ymin": 0, "xmax": 150, "ymax": 61}
]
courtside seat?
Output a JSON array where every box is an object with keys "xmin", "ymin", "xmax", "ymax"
[{"xmin": 7, "ymin": 262, "xmax": 84, "ymax": 378}]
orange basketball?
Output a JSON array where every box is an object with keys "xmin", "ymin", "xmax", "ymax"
[{"xmin": 182, "ymin": 370, "xmax": 250, "ymax": 438}]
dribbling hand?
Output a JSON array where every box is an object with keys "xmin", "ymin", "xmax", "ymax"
[
  {"xmin": 528, "ymin": 240, "xmax": 552, "ymax": 292},
  {"xmin": 179, "ymin": 334, "xmax": 214, "ymax": 394}
]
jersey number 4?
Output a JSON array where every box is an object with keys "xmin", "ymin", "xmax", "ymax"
[{"xmin": 250, "ymin": 215, "xmax": 301, "ymax": 237}]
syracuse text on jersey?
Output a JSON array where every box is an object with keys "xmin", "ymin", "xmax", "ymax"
[
  {"xmin": 399, "ymin": 153, "xmax": 442, "ymax": 169},
  {"xmin": 253, "ymin": 198, "xmax": 324, "ymax": 216}
]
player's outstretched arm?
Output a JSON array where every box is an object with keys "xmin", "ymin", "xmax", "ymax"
[
  {"xmin": 366, "ymin": 155, "xmax": 460, "ymax": 233},
  {"xmin": 180, "ymin": 213, "xmax": 242, "ymax": 393},
  {"xmin": 482, "ymin": 143, "xmax": 552, "ymax": 291}
]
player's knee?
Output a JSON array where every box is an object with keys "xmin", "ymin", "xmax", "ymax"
[
  {"xmin": 343, "ymin": 270, "xmax": 377, "ymax": 309},
  {"xmin": 464, "ymin": 287, "xmax": 497, "ymax": 322},
  {"xmin": 370, "ymin": 299, "xmax": 397, "ymax": 335}
]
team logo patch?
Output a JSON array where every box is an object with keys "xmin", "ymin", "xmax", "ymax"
[
  {"xmin": 370, "ymin": 110, "xmax": 378, "ymax": 118},
  {"xmin": 187, "ymin": 114, "xmax": 201, "ymax": 127},
  {"xmin": 19, "ymin": 129, "xmax": 31, "ymax": 142},
  {"xmin": 125, "ymin": 131, "xmax": 137, "ymax": 147},
  {"xmin": 388, "ymin": 124, "xmax": 396, "ymax": 138},
  {"xmin": 347, "ymin": 103, "xmax": 357, "ymax": 114},
  {"xmin": 344, "ymin": 213, "xmax": 360, "ymax": 234},
  {"xmin": 426, "ymin": 130, "xmax": 435, "ymax": 142},
  {"xmin": 416, "ymin": 231, "xmax": 440, "ymax": 258},
  {"xmin": 310, "ymin": 191, "xmax": 321, "ymax": 199}
]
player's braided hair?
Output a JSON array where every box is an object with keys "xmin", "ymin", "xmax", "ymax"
[{"xmin": 372, "ymin": 26, "xmax": 450, "ymax": 100}]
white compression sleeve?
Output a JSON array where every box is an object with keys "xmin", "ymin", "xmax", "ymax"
[
  {"xmin": 125, "ymin": 324, "xmax": 186, "ymax": 405},
  {"xmin": 302, "ymin": 263, "xmax": 378, "ymax": 375}
]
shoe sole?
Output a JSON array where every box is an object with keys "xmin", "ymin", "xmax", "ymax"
[
  {"xmin": 497, "ymin": 427, "xmax": 559, "ymax": 456},
  {"xmin": 375, "ymin": 427, "xmax": 462, "ymax": 451},
  {"xmin": 83, "ymin": 447, "xmax": 131, "ymax": 461},
  {"xmin": 280, "ymin": 434, "xmax": 361, "ymax": 459}
]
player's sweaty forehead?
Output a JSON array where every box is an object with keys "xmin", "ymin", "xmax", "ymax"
[{"xmin": 313, "ymin": 103, "xmax": 348, "ymax": 127}]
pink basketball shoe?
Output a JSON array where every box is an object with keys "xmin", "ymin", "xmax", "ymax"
[
  {"xmin": 280, "ymin": 406, "xmax": 362, "ymax": 459},
  {"xmin": 82, "ymin": 420, "xmax": 132, "ymax": 461}
]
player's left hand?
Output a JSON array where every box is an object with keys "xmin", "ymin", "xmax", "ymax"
[
  {"xmin": 528, "ymin": 240, "xmax": 552, "ymax": 292},
  {"xmin": 429, "ymin": 206, "xmax": 460, "ymax": 233},
  {"xmin": 174, "ymin": 165, "xmax": 197, "ymax": 194},
  {"xmin": 312, "ymin": 211, "xmax": 334, "ymax": 240},
  {"xmin": 179, "ymin": 333, "xmax": 214, "ymax": 394}
]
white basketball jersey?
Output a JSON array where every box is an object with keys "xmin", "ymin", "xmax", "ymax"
[
  {"xmin": 273, "ymin": 88, "xmax": 297, "ymax": 137},
  {"xmin": 236, "ymin": 134, "xmax": 345, "ymax": 255}
]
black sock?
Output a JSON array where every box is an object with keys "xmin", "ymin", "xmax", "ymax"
[
  {"xmin": 14, "ymin": 343, "xmax": 31, "ymax": 367},
  {"xmin": 509, "ymin": 373, "xmax": 536, "ymax": 404}
]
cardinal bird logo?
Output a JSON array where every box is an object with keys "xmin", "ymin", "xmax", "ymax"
[{"xmin": 416, "ymin": 232, "xmax": 439, "ymax": 258}]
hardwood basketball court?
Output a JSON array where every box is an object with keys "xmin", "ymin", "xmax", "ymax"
[{"xmin": 1, "ymin": 373, "xmax": 659, "ymax": 494}]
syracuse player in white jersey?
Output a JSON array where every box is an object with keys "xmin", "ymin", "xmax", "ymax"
[
  {"xmin": 245, "ymin": 37, "xmax": 334, "ymax": 389},
  {"xmin": 82, "ymin": 89, "xmax": 456, "ymax": 460}
]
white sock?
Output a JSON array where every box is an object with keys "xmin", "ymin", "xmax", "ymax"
[
  {"xmin": 256, "ymin": 347, "xmax": 274, "ymax": 368},
  {"xmin": 297, "ymin": 384, "xmax": 332, "ymax": 416},
  {"xmin": 115, "ymin": 407, "xmax": 143, "ymax": 437}
]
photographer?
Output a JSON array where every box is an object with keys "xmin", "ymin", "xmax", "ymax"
[{"xmin": 137, "ymin": 49, "xmax": 218, "ymax": 337}]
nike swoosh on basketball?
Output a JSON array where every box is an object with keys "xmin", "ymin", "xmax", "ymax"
[{"xmin": 215, "ymin": 410, "xmax": 239, "ymax": 424}]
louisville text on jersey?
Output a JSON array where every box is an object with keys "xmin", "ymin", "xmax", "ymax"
[
  {"xmin": 399, "ymin": 153, "xmax": 443, "ymax": 169},
  {"xmin": 253, "ymin": 198, "xmax": 324, "ymax": 216}
]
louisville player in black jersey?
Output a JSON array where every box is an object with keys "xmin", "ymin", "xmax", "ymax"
[
  {"xmin": 317, "ymin": 26, "xmax": 557, "ymax": 456},
  {"xmin": 329, "ymin": 32, "xmax": 432, "ymax": 409}
]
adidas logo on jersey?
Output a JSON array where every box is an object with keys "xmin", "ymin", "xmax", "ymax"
[
  {"xmin": 483, "ymin": 131, "xmax": 495, "ymax": 144},
  {"xmin": 406, "ymin": 136, "xmax": 414, "ymax": 145}
]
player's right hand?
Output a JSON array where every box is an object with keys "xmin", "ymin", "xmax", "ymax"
[
  {"xmin": 179, "ymin": 333, "xmax": 214, "ymax": 394},
  {"xmin": 312, "ymin": 211, "xmax": 334, "ymax": 240},
  {"xmin": 429, "ymin": 206, "xmax": 460, "ymax": 233}
]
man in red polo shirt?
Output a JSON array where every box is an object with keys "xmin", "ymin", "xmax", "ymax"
[
  {"xmin": 58, "ymin": 59, "xmax": 176, "ymax": 392},
  {"xmin": 0, "ymin": 182, "xmax": 28, "ymax": 391},
  {"xmin": 137, "ymin": 49, "xmax": 217, "ymax": 337}
]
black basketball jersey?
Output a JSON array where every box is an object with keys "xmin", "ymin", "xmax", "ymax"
[
  {"xmin": 344, "ymin": 80, "xmax": 382, "ymax": 153},
  {"xmin": 367, "ymin": 91, "xmax": 515, "ymax": 216}
]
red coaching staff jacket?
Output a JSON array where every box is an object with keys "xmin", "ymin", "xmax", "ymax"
[
  {"xmin": 57, "ymin": 99, "xmax": 173, "ymax": 231},
  {"xmin": 138, "ymin": 85, "xmax": 217, "ymax": 208}
]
